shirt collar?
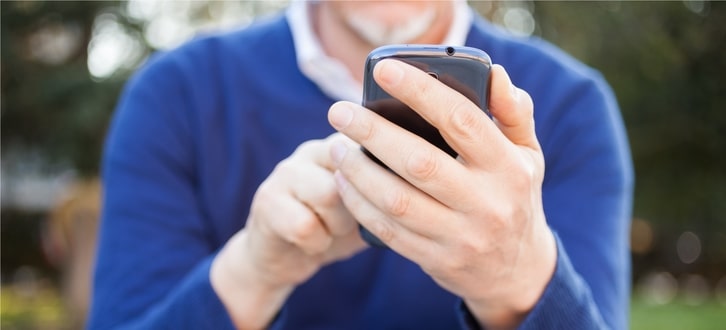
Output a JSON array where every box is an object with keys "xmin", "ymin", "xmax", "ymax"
[{"xmin": 286, "ymin": 0, "xmax": 473, "ymax": 103}]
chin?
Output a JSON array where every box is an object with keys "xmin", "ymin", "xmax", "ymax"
[
  {"xmin": 342, "ymin": 2, "xmax": 439, "ymax": 46},
  {"xmin": 351, "ymin": 1, "xmax": 436, "ymax": 25}
]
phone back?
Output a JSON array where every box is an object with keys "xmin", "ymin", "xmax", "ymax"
[
  {"xmin": 362, "ymin": 45, "xmax": 492, "ymax": 158},
  {"xmin": 359, "ymin": 45, "xmax": 491, "ymax": 248}
]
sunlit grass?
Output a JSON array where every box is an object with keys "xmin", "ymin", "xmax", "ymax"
[
  {"xmin": 631, "ymin": 296, "xmax": 726, "ymax": 330},
  {"xmin": 1, "ymin": 285, "xmax": 69, "ymax": 330}
]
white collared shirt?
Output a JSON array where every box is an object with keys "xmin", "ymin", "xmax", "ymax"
[{"xmin": 286, "ymin": 0, "xmax": 473, "ymax": 103}]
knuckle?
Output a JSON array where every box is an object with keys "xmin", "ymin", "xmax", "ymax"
[
  {"xmin": 383, "ymin": 188, "xmax": 411, "ymax": 218},
  {"xmin": 297, "ymin": 139, "xmax": 316, "ymax": 151},
  {"xmin": 406, "ymin": 149, "xmax": 439, "ymax": 181},
  {"xmin": 291, "ymin": 141, "xmax": 315, "ymax": 158},
  {"xmin": 459, "ymin": 238, "xmax": 488, "ymax": 259},
  {"xmin": 253, "ymin": 179, "xmax": 277, "ymax": 207},
  {"xmin": 414, "ymin": 79, "xmax": 433, "ymax": 100},
  {"xmin": 290, "ymin": 213, "xmax": 320, "ymax": 243},
  {"xmin": 439, "ymin": 252, "xmax": 469, "ymax": 275},
  {"xmin": 488, "ymin": 206, "xmax": 512, "ymax": 227},
  {"xmin": 510, "ymin": 166, "xmax": 532, "ymax": 191},
  {"xmin": 312, "ymin": 178, "xmax": 341, "ymax": 209},
  {"xmin": 448, "ymin": 98, "xmax": 482, "ymax": 139},
  {"xmin": 329, "ymin": 217, "xmax": 356, "ymax": 236},
  {"xmin": 358, "ymin": 116, "xmax": 377, "ymax": 143},
  {"xmin": 319, "ymin": 187, "xmax": 342, "ymax": 209},
  {"xmin": 299, "ymin": 139, "xmax": 324, "ymax": 153},
  {"xmin": 440, "ymin": 239, "xmax": 487, "ymax": 274},
  {"xmin": 274, "ymin": 158, "xmax": 296, "ymax": 176},
  {"xmin": 508, "ymin": 159, "xmax": 539, "ymax": 191},
  {"xmin": 487, "ymin": 202, "xmax": 528, "ymax": 231},
  {"xmin": 289, "ymin": 214, "xmax": 333, "ymax": 255},
  {"xmin": 370, "ymin": 220, "xmax": 395, "ymax": 244}
]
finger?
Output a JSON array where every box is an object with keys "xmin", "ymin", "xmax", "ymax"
[
  {"xmin": 284, "ymin": 136, "xmax": 361, "ymax": 236},
  {"xmin": 292, "ymin": 133, "xmax": 357, "ymax": 172},
  {"xmin": 332, "ymin": 169, "xmax": 434, "ymax": 261},
  {"xmin": 322, "ymin": 229, "xmax": 368, "ymax": 263},
  {"xmin": 372, "ymin": 59, "xmax": 508, "ymax": 167},
  {"xmin": 329, "ymin": 101, "xmax": 476, "ymax": 211},
  {"xmin": 276, "ymin": 157, "xmax": 356, "ymax": 236},
  {"xmin": 260, "ymin": 185, "xmax": 332, "ymax": 255},
  {"xmin": 488, "ymin": 64, "xmax": 539, "ymax": 150},
  {"xmin": 290, "ymin": 163, "xmax": 357, "ymax": 236},
  {"xmin": 330, "ymin": 140, "xmax": 453, "ymax": 239}
]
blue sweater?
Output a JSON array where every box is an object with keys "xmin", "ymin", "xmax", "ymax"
[{"xmin": 90, "ymin": 14, "xmax": 633, "ymax": 330}]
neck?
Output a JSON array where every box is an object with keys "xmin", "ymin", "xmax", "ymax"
[{"xmin": 313, "ymin": 2, "xmax": 454, "ymax": 84}]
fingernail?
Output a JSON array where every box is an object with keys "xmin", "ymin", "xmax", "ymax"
[
  {"xmin": 377, "ymin": 60, "xmax": 404, "ymax": 86},
  {"xmin": 330, "ymin": 141, "xmax": 348, "ymax": 166},
  {"xmin": 329, "ymin": 102, "xmax": 354, "ymax": 129}
]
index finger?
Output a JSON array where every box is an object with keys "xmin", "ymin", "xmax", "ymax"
[
  {"xmin": 294, "ymin": 133, "xmax": 357, "ymax": 172},
  {"xmin": 373, "ymin": 59, "xmax": 510, "ymax": 167}
]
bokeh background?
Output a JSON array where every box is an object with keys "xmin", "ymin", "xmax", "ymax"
[{"xmin": 1, "ymin": 1, "xmax": 725, "ymax": 329}]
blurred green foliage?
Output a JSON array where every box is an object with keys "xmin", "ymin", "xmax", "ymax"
[
  {"xmin": 538, "ymin": 1, "xmax": 725, "ymax": 230},
  {"xmin": 531, "ymin": 1, "xmax": 726, "ymax": 281},
  {"xmin": 1, "ymin": 1, "xmax": 140, "ymax": 175}
]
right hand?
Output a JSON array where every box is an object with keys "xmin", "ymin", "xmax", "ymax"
[{"xmin": 211, "ymin": 133, "xmax": 367, "ymax": 329}]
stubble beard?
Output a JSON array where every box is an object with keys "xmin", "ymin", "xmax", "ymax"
[{"xmin": 343, "ymin": 6, "xmax": 437, "ymax": 47}]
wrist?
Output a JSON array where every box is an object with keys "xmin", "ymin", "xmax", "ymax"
[
  {"xmin": 211, "ymin": 231, "xmax": 293, "ymax": 329},
  {"xmin": 466, "ymin": 223, "xmax": 557, "ymax": 329}
]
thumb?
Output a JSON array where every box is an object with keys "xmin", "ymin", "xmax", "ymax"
[{"xmin": 488, "ymin": 64, "xmax": 539, "ymax": 150}]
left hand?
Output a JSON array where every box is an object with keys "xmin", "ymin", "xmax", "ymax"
[{"xmin": 328, "ymin": 60, "xmax": 556, "ymax": 329}]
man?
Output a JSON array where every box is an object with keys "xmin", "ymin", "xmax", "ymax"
[{"xmin": 90, "ymin": 1, "xmax": 633, "ymax": 329}]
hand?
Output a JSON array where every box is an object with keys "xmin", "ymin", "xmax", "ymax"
[
  {"xmin": 328, "ymin": 60, "xmax": 556, "ymax": 329},
  {"xmin": 211, "ymin": 134, "xmax": 367, "ymax": 329}
]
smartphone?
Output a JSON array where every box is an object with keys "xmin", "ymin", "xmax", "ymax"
[{"xmin": 359, "ymin": 45, "xmax": 492, "ymax": 248}]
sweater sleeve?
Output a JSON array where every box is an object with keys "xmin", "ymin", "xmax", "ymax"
[
  {"xmin": 456, "ymin": 235, "xmax": 608, "ymax": 330},
  {"xmin": 88, "ymin": 53, "xmax": 235, "ymax": 329},
  {"xmin": 456, "ymin": 57, "xmax": 632, "ymax": 329},
  {"xmin": 535, "ymin": 70, "xmax": 633, "ymax": 330},
  {"xmin": 515, "ymin": 234, "xmax": 609, "ymax": 329}
]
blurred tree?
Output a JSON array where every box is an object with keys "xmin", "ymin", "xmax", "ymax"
[
  {"xmin": 1, "ymin": 1, "xmax": 141, "ymax": 176},
  {"xmin": 0, "ymin": 0, "xmax": 286, "ymax": 280},
  {"xmin": 533, "ymin": 1, "xmax": 726, "ymax": 280}
]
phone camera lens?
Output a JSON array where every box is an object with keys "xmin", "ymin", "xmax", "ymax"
[{"xmin": 446, "ymin": 47, "xmax": 455, "ymax": 56}]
